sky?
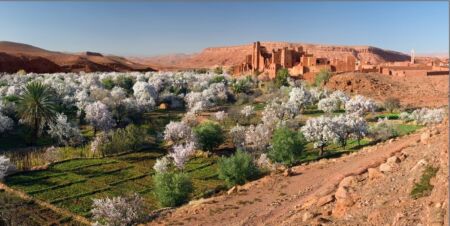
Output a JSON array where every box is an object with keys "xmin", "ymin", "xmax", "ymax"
[{"xmin": 0, "ymin": 1, "xmax": 448, "ymax": 56}]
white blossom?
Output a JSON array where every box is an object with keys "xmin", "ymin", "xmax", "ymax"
[
  {"xmin": 214, "ymin": 111, "xmax": 227, "ymax": 122},
  {"xmin": 345, "ymin": 95, "xmax": 377, "ymax": 116},
  {"xmin": 0, "ymin": 155, "xmax": 15, "ymax": 181},
  {"xmin": 163, "ymin": 121, "xmax": 194, "ymax": 145},
  {"xmin": 153, "ymin": 156, "xmax": 170, "ymax": 173},
  {"xmin": 287, "ymin": 86, "xmax": 312, "ymax": 112},
  {"xmin": 318, "ymin": 97, "xmax": 340, "ymax": 114},
  {"xmin": 0, "ymin": 113, "xmax": 13, "ymax": 134},
  {"xmin": 229, "ymin": 124, "xmax": 246, "ymax": 148},
  {"xmin": 91, "ymin": 193, "xmax": 146, "ymax": 226},
  {"xmin": 241, "ymin": 105, "xmax": 255, "ymax": 118},
  {"xmin": 244, "ymin": 124, "xmax": 271, "ymax": 153},
  {"xmin": 409, "ymin": 108, "xmax": 446, "ymax": 125},
  {"xmin": 301, "ymin": 116, "xmax": 338, "ymax": 154},
  {"xmin": 170, "ymin": 141, "xmax": 196, "ymax": 169},
  {"xmin": 132, "ymin": 81, "xmax": 157, "ymax": 111},
  {"xmin": 85, "ymin": 101, "xmax": 116, "ymax": 132},
  {"xmin": 48, "ymin": 113, "xmax": 83, "ymax": 146}
]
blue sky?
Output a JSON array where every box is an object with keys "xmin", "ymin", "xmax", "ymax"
[{"xmin": 0, "ymin": 2, "xmax": 447, "ymax": 56}]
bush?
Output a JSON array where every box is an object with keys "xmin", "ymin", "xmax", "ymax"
[
  {"xmin": 213, "ymin": 67, "xmax": 223, "ymax": 75},
  {"xmin": 210, "ymin": 76, "xmax": 226, "ymax": 85},
  {"xmin": 101, "ymin": 77, "xmax": 115, "ymax": 90},
  {"xmin": 217, "ymin": 149, "xmax": 259, "ymax": 187},
  {"xmin": 314, "ymin": 69, "xmax": 331, "ymax": 87},
  {"xmin": 384, "ymin": 97, "xmax": 401, "ymax": 113},
  {"xmin": 268, "ymin": 127, "xmax": 305, "ymax": 166},
  {"xmin": 368, "ymin": 119, "xmax": 398, "ymax": 142},
  {"xmin": 193, "ymin": 121, "xmax": 224, "ymax": 152},
  {"xmin": 410, "ymin": 165, "xmax": 439, "ymax": 199},
  {"xmin": 153, "ymin": 172, "xmax": 193, "ymax": 207},
  {"xmin": 115, "ymin": 75, "xmax": 135, "ymax": 93},
  {"xmin": 94, "ymin": 124, "xmax": 147, "ymax": 156},
  {"xmin": 275, "ymin": 68, "xmax": 289, "ymax": 88},
  {"xmin": 231, "ymin": 76, "xmax": 252, "ymax": 94}
]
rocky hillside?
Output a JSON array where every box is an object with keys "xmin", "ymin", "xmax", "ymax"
[
  {"xmin": 147, "ymin": 122, "xmax": 448, "ymax": 226},
  {"xmin": 140, "ymin": 42, "xmax": 411, "ymax": 69},
  {"xmin": 0, "ymin": 41, "xmax": 155, "ymax": 73},
  {"xmin": 325, "ymin": 72, "xmax": 448, "ymax": 108}
]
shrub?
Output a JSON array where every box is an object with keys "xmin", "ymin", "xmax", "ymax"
[
  {"xmin": 153, "ymin": 172, "xmax": 193, "ymax": 207},
  {"xmin": 275, "ymin": 68, "xmax": 289, "ymax": 88},
  {"xmin": 210, "ymin": 76, "xmax": 226, "ymax": 85},
  {"xmin": 368, "ymin": 119, "xmax": 398, "ymax": 141},
  {"xmin": 268, "ymin": 127, "xmax": 305, "ymax": 166},
  {"xmin": 231, "ymin": 76, "xmax": 252, "ymax": 94},
  {"xmin": 101, "ymin": 77, "xmax": 115, "ymax": 90},
  {"xmin": 213, "ymin": 67, "xmax": 223, "ymax": 75},
  {"xmin": 314, "ymin": 69, "xmax": 331, "ymax": 87},
  {"xmin": 384, "ymin": 97, "xmax": 401, "ymax": 113},
  {"xmin": 115, "ymin": 75, "xmax": 135, "ymax": 93},
  {"xmin": 92, "ymin": 124, "xmax": 146, "ymax": 156},
  {"xmin": 217, "ymin": 149, "xmax": 259, "ymax": 187},
  {"xmin": 410, "ymin": 165, "xmax": 439, "ymax": 199},
  {"xmin": 193, "ymin": 121, "xmax": 224, "ymax": 152}
]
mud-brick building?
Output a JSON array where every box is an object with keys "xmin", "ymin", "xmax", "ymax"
[{"xmin": 233, "ymin": 41, "xmax": 356, "ymax": 79}]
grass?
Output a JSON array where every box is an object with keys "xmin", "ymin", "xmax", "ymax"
[
  {"xmin": 394, "ymin": 123, "xmax": 423, "ymax": 136},
  {"xmin": 5, "ymin": 150, "xmax": 224, "ymax": 218},
  {"xmin": 3, "ymin": 108, "xmax": 425, "ymax": 219},
  {"xmin": 410, "ymin": 165, "xmax": 439, "ymax": 199},
  {"xmin": 0, "ymin": 189, "xmax": 85, "ymax": 225}
]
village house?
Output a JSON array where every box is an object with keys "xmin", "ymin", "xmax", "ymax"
[{"xmin": 232, "ymin": 41, "xmax": 356, "ymax": 79}]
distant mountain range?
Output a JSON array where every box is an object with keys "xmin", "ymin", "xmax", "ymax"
[
  {"xmin": 0, "ymin": 41, "xmax": 446, "ymax": 73},
  {"xmin": 0, "ymin": 41, "xmax": 155, "ymax": 73}
]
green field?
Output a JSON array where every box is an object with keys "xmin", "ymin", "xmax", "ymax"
[
  {"xmin": 3, "ymin": 108, "xmax": 423, "ymax": 220},
  {"xmin": 0, "ymin": 189, "xmax": 84, "ymax": 225},
  {"xmin": 5, "ymin": 149, "xmax": 224, "ymax": 218}
]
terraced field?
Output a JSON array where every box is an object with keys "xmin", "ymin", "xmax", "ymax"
[
  {"xmin": 5, "ymin": 150, "xmax": 224, "ymax": 218},
  {"xmin": 0, "ymin": 189, "xmax": 84, "ymax": 225}
]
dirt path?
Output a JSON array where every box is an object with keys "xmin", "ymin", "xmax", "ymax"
[{"xmin": 148, "ymin": 128, "xmax": 424, "ymax": 226}]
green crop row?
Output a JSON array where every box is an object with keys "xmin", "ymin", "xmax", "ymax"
[{"xmin": 28, "ymin": 179, "xmax": 88, "ymax": 195}]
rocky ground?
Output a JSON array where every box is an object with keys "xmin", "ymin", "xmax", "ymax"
[
  {"xmin": 325, "ymin": 73, "xmax": 448, "ymax": 108},
  {"xmin": 147, "ymin": 121, "xmax": 448, "ymax": 226}
]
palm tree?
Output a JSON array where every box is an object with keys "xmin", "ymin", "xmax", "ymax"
[{"xmin": 17, "ymin": 81, "xmax": 57, "ymax": 144}]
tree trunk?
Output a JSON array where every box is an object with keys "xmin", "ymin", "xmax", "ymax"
[
  {"xmin": 319, "ymin": 146, "xmax": 324, "ymax": 156},
  {"xmin": 32, "ymin": 117, "xmax": 39, "ymax": 145}
]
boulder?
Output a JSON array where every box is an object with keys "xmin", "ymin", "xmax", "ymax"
[
  {"xmin": 302, "ymin": 211, "xmax": 314, "ymax": 222},
  {"xmin": 368, "ymin": 168, "xmax": 384, "ymax": 180},
  {"xmin": 379, "ymin": 163, "xmax": 392, "ymax": 173},
  {"xmin": 283, "ymin": 168, "xmax": 293, "ymax": 177},
  {"xmin": 317, "ymin": 194, "xmax": 335, "ymax": 207},
  {"xmin": 386, "ymin": 156, "xmax": 401, "ymax": 165},
  {"xmin": 227, "ymin": 186, "xmax": 238, "ymax": 195},
  {"xmin": 334, "ymin": 186, "xmax": 354, "ymax": 206},
  {"xmin": 339, "ymin": 176, "xmax": 357, "ymax": 188},
  {"xmin": 420, "ymin": 131, "xmax": 431, "ymax": 144}
]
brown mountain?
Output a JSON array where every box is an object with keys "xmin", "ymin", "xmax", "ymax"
[
  {"xmin": 139, "ymin": 41, "xmax": 412, "ymax": 70},
  {"xmin": 0, "ymin": 41, "xmax": 155, "ymax": 73}
]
